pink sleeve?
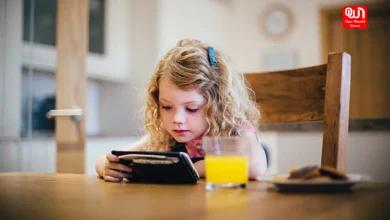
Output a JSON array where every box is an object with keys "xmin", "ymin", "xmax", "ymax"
[{"xmin": 238, "ymin": 123, "xmax": 257, "ymax": 135}]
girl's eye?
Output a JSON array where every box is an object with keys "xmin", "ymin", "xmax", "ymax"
[
  {"xmin": 162, "ymin": 106, "xmax": 172, "ymax": 110},
  {"xmin": 186, "ymin": 108, "xmax": 198, "ymax": 113}
]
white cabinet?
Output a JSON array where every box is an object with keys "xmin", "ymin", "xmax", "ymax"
[{"xmin": 22, "ymin": 0, "xmax": 131, "ymax": 83}]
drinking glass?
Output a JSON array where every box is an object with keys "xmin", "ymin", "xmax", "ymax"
[{"xmin": 203, "ymin": 136, "xmax": 250, "ymax": 190}]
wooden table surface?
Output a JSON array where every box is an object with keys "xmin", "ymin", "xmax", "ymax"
[{"xmin": 0, "ymin": 173, "xmax": 389, "ymax": 219}]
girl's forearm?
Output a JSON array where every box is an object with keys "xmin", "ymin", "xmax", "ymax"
[
  {"xmin": 249, "ymin": 144, "xmax": 268, "ymax": 179},
  {"xmin": 194, "ymin": 160, "xmax": 205, "ymax": 178}
]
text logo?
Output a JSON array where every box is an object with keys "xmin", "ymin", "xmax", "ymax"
[{"xmin": 342, "ymin": 6, "xmax": 368, "ymax": 29}]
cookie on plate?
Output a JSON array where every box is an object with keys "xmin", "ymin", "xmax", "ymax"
[
  {"xmin": 310, "ymin": 176, "xmax": 332, "ymax": 182},
  {"xmin": 319, "ymin": 166, "xmax": 348, "ymax": 180},
  {"xmin": 288, "ymin": 165, "xmax": 319, "ymax": 179},
  {"xmin": 273, "ymin": 175, "xmax": 289, "ymax": 181}
]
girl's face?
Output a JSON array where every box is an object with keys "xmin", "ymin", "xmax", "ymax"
[{"xmin": 158, "ymin": 78, "xmax": 209, "ymax": 143}]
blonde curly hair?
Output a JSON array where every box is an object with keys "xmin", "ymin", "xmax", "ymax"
[{"xmin": 144, "ymin": 39, "xmax": 260, "ymax": 151}]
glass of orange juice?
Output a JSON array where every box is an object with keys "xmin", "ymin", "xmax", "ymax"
[{"xmin": 203, "ymin": 136, "xmax": 249, "ymax": 190}]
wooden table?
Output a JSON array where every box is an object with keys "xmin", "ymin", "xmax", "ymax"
[{"xmin": 1, "ymin": 173, "xmax": 389, "ymax": 219}]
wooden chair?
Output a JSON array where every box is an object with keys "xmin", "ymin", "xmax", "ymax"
[{"xmin": 244, "ymin": 52, "xmax": 351, "ymax": 172}]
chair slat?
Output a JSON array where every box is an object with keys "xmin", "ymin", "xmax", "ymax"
[{"xmin": 245, "ymin": 64, "xmax": 327, "ymax": 123}]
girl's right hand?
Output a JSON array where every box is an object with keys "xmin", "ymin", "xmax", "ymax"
[{"xmin": 102, "ymin": 153, "xmax": 132, "ymax": 182}]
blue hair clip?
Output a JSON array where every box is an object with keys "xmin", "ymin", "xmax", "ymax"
[{"xmin": 208, "ymin": 46, "xmax": 217, "ymax": 66}]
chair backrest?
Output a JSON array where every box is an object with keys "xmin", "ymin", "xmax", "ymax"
[{"xmin": 244, "ymin": 52, "xmax": 351, "ymax": 172}]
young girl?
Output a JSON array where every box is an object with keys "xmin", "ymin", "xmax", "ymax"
[{"xmin": 95, "ymin": 39, "xmax": 267, "ymax": 182}]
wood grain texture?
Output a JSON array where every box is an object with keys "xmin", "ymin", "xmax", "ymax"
[
  {"xmin": 245, "ymin": 64, "xmax": 327, "ymax": 123},
  {"xmin": 0, "ymin": 173, "xmax": 389, "ymax": 219},
  {"xmin": 321, "ymin": 52, "xmax": 351, "ymax": 172},
  {"xmin": 55, "ymin": 0, "xmax": 88, "ymax": 173}
]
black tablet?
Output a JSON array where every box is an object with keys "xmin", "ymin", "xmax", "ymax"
[{"xmin": 111, "ymin": 151, "xmax": 200, "ymax": 184}]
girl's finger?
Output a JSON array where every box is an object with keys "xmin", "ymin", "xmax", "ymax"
[
  {"xmin": 105, "ymin": 169, "xmax": 132, "ymax": 179},
  {"xmin": 107, "ymin": 162, "xmax": 132, "ymax": 173},
  {"xmin": 106, "ymin": 153, "xmax": 120, "ymax": 162},
  {"xmin": 103, "ymin": 175, "xmax": 122, "ymax": 182}
]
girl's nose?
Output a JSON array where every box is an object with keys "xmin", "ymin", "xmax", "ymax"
[{"xmin": 173, "ymin": 109, "xmax": 186, "ymax": 124}]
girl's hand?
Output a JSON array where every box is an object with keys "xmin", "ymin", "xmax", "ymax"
[{"xmin": 102, "ymin": 153, "xmax": 132, "ymax": 182}]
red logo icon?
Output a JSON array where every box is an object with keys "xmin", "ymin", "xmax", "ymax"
[{"xmin": 342, "ymin": 6, "xmax": 368, "ymax": 29}]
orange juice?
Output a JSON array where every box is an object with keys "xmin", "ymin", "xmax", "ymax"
[{"xmin": 205, "ymin": 156, "xmax": 249, "ymax": 184}]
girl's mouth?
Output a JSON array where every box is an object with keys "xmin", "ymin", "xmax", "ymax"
[{"xmin": 173, "ymin": 130, "xmax": 189, "ymax": 134}]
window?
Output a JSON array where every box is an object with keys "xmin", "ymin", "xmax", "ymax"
[{"xmin": 23, "ymin": 0, "xmax": 105, "ymax": 54}]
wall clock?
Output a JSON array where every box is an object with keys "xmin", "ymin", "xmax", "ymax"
[{"xmin": 260, "ymin": 4, "xmax": 294, "ymax": 39}]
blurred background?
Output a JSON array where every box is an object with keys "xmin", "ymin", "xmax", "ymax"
[{"xmin": 0, "ymin": 0, "xmax": 389, "ymax": 180}]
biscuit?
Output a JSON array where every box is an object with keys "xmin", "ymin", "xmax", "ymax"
[
  {"xmin": 273, "ymin": 175, "xmax": 289, "ymax": 181},
  {"xmin": 302, "ymin": 168, "xmax": 321, "ymax": 179},
  {"xmin": 319, "ymin": 166, "xmax": 348, "ymax": 180},
  {"xmin": 288, "ymin": 165, "xmax": 319, "ymax": 179},
  {"xmin": 289, "ymin": 167, "xmax": 299, "ymax": 175},
  {"xmin": 310, "ymin": 176, "xmax": 332, "ymax": 182}
]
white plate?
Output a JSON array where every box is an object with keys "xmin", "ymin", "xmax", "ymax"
[{"xmin": 257, "ymin": 174, "xmax": 372, "ymax": 192}]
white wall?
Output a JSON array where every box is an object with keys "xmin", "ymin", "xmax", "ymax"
[
  {"xmin": 92, "ymin": 0, "xmax": 132, "ymax": 81},
  {"xmin": 157, "ymin": 0, "xmax": 231, "ymax": 58},
  {"xmin": 87, "ymin": 80, "xmax": 101, "ymax": 135},
  {"xmin": 227, "ymin": 0, "xmax": 386, "ymax": 72},
  {"xmin": 100, "ymin": 0, "xmax": 159, "ymax": 136}
]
